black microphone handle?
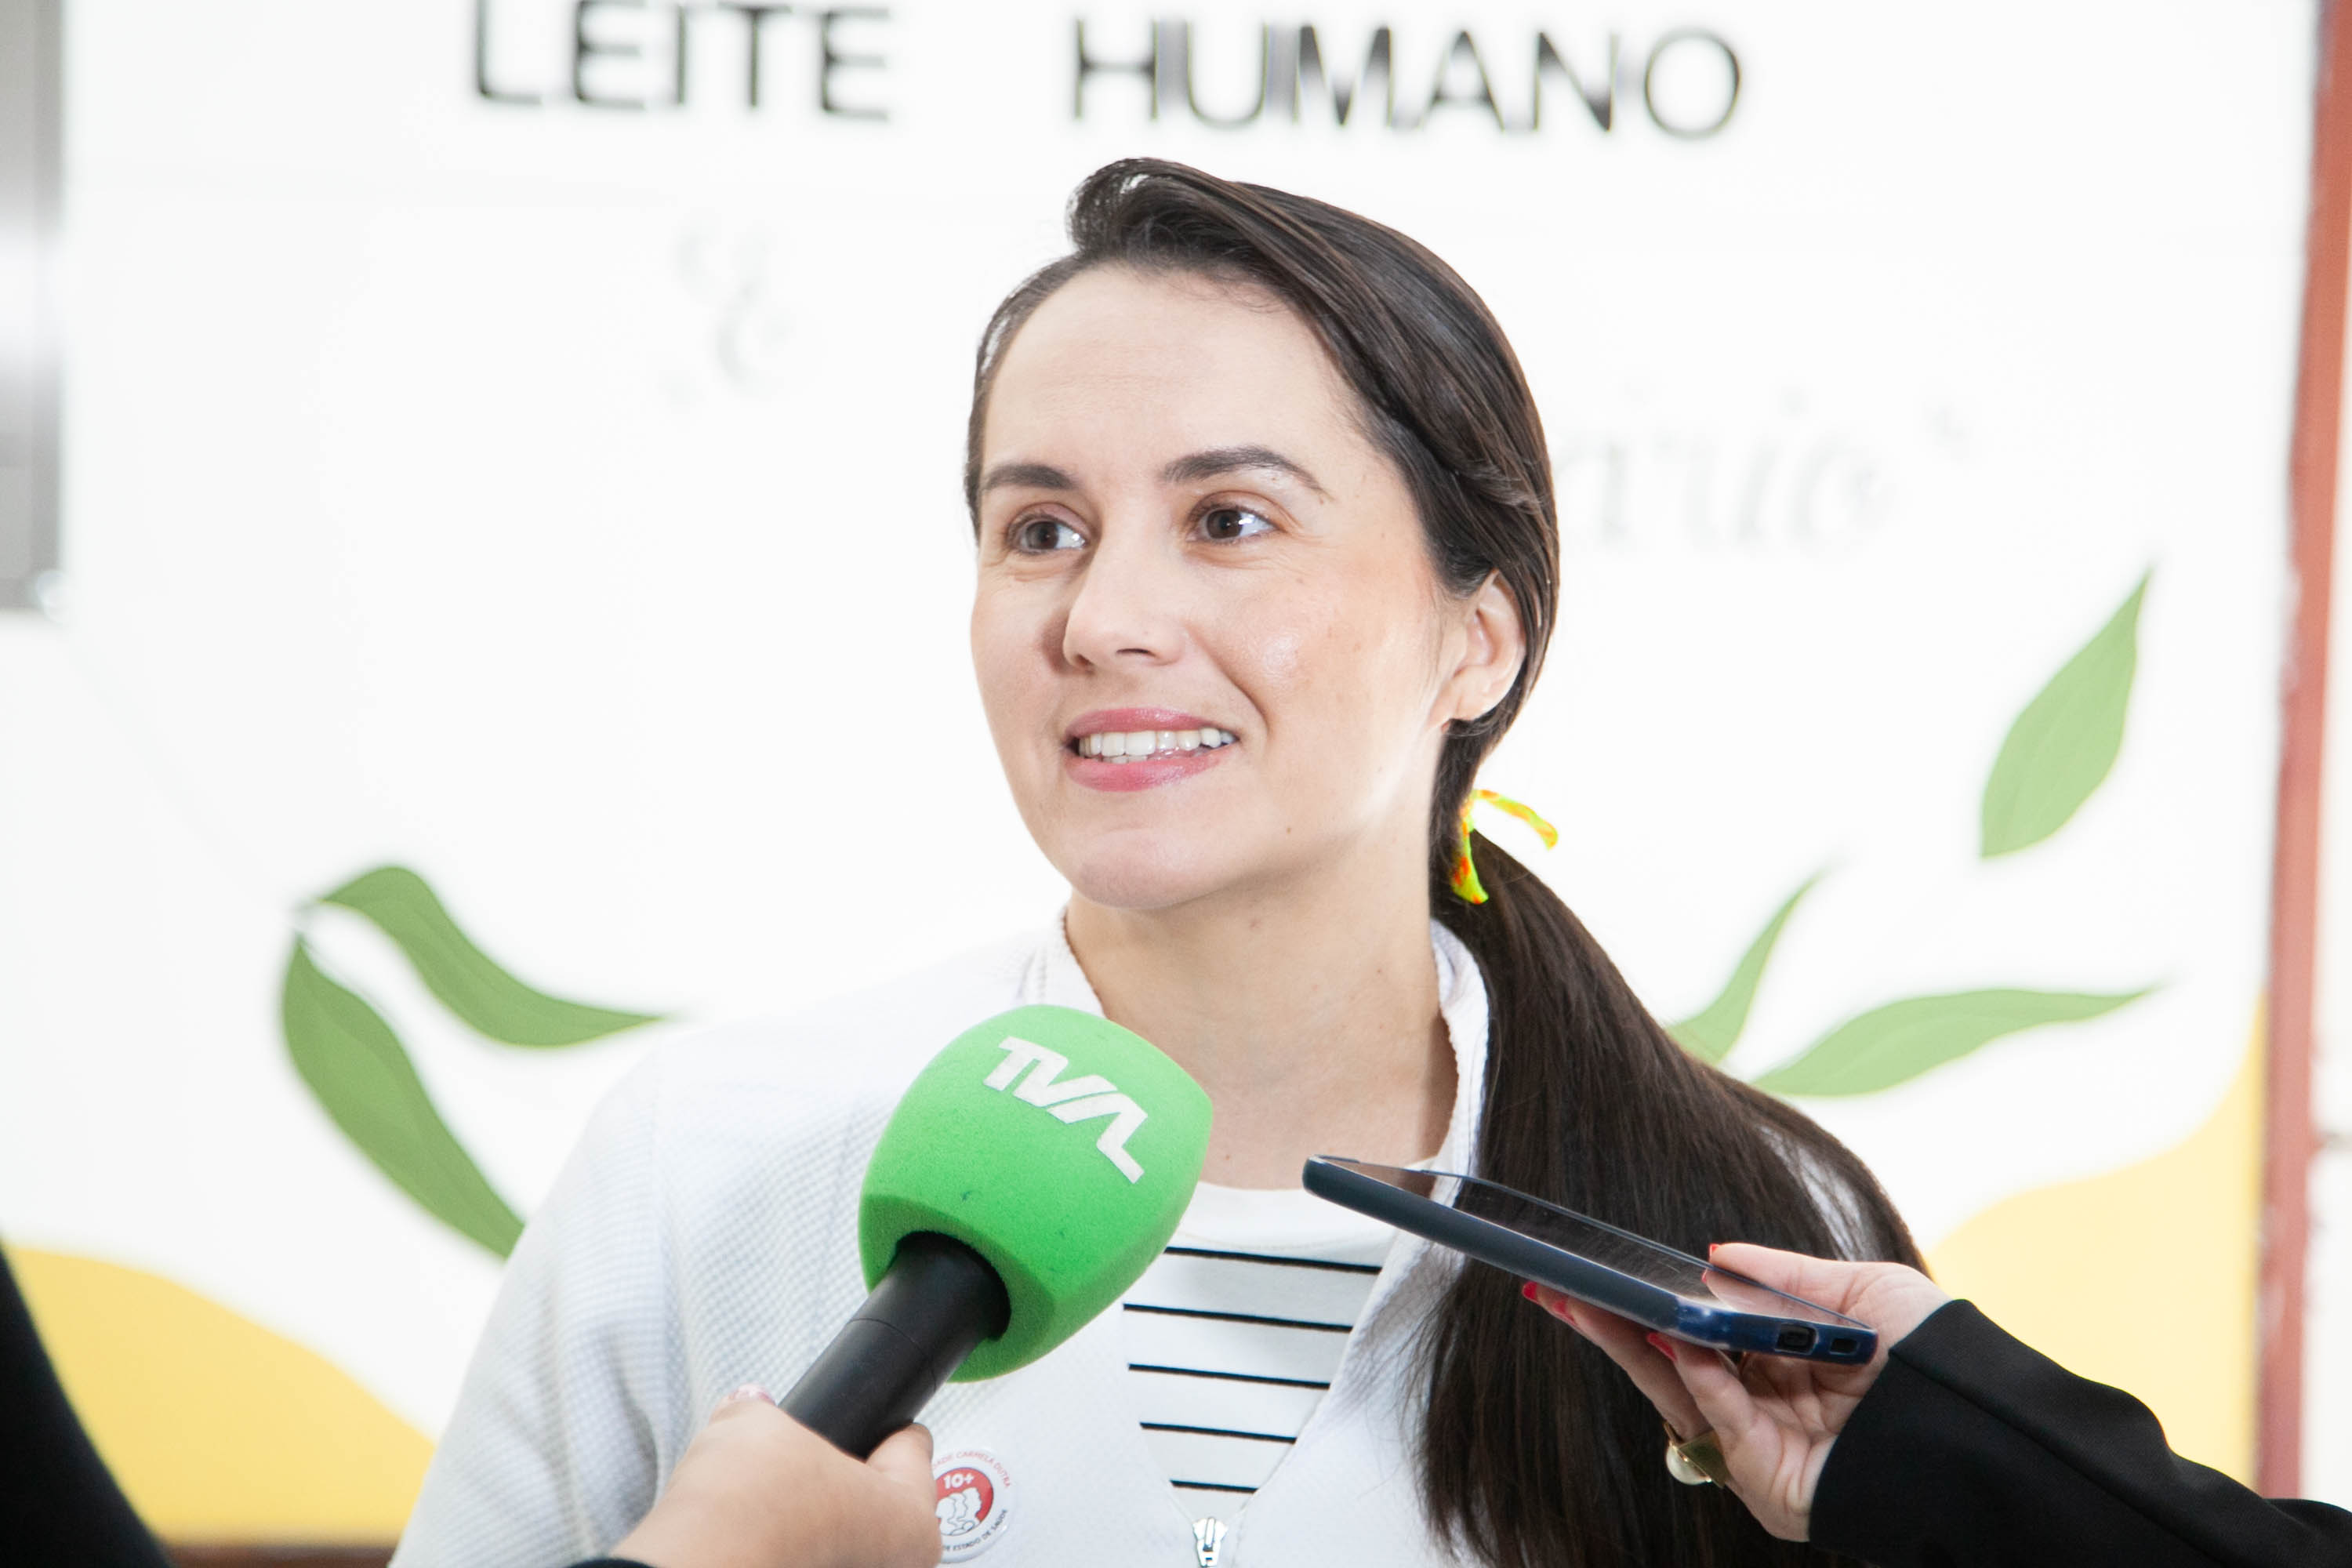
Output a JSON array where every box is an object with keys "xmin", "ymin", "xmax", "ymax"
[{"xmin": 780, "ymin": 1232, "xmax": 1012, "ymax": 1459}]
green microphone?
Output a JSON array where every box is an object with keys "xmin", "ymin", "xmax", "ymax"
[{"xmin": 780, "ymin": 1005, "xmax": 1211, "ymax": 1456}]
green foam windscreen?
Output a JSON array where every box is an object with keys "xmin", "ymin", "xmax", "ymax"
[{"xmin": 858, "ymin": 1004, "xmax": 1212, "ymax": 1381}]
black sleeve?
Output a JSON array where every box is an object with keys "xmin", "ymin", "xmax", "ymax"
[
  {"xmin": 1810, "ymin": 1300, "xmax": 2352, "ymax": 1567},
  {"xmin": 0, "ymin": 1246, "xmax": 173, "ymax": 1567}
]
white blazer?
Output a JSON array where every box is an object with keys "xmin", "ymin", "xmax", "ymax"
[{"xmin": 392, "ymin": 916, "xmax": 1492, "ymax": 1568}]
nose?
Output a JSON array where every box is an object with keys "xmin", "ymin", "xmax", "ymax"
[{"xmin": 1060, "ymin": 521, "xmax": 1187, "ymax": 672}]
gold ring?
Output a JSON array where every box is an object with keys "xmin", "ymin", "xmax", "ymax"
[{"xmin": 1664, "ymin": 1427, "xmax": 1730, "ymax": 1487}]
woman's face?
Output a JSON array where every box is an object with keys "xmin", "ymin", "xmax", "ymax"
[{"xmin": 970, "ymin": 265, "xmax": 1518, "ymax": 913}]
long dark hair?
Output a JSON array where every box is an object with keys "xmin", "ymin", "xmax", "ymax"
[{"xmin": 965, "ymin": 159, "xmax": 1921, "ymax": 1568}]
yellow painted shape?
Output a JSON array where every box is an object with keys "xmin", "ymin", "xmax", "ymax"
[
  {"xmin": 7, "ymin": 1247, "xmax": 430, "ymax": 1542},
  {"xmin": 1928, "ymin": 1006, "xmax": 2264, "ymax": 1481}
]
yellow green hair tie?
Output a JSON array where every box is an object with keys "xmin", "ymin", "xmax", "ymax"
[{"xmin": 1450, "ymin": 789, "xmax": 1559, "ymax": 904}]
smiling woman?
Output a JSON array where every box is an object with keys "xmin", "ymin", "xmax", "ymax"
[
  {"xmin": 391, "ymin": 162, "xmax": 1918, "ymax": 1568},
  {"xmin": 949, "ymin": 162, "xmax": 1923, "ymax": 1567}
]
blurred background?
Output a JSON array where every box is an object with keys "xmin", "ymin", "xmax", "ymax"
[{"xmin": 4, "ymin": 0, "xmax": 2349, "ymax": 1558}]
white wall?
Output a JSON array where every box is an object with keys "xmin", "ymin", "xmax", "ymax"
[{"xmin": 0, "ymin": 0, "xmax": 2326, "ymax": 1501}]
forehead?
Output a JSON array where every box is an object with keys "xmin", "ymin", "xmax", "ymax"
[{"xmin": 981, "ymin": 266, "xmax": 1365, "ymax": 469}]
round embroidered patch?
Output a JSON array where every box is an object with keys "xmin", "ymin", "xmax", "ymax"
[{"xmin": 932, "ymin": 1447, "xmax": 1014, "ymax": 1561}]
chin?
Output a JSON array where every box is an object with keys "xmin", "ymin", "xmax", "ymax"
[{"xmin": 1058, "ymin": 837, "xmax": 1244, "ymax": 913}]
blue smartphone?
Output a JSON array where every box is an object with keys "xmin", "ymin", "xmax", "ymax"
[{"xmin": 1302, "ymin": 1156, "xmax": 1877, "ymax": 1364}]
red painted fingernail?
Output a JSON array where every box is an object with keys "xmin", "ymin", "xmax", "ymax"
[
  {"xmin": 1707, "ymin": 1243, "xmax": 1720, "ymax": 1256},
  {"xmin": 1646, "ymin": 1333, "xmax": 1679, "ymax": 1363},
  {"xmin": 1522, "ymin": 1281, "xmax": 1540, "ymax": 1301}
]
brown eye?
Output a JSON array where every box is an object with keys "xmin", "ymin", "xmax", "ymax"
[
  {"xmin": 1013, "ymin": 517, "xmax": 1084, "ymax": 552},
  {"xmin": 1201, "ymin": 505, "xmax": 1274, "ymax": 542}
]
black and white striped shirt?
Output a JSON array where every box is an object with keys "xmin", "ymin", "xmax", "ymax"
[{"xmin": 1119, "ymin": 1182, "xmax": 1396, "ymax": 1528}]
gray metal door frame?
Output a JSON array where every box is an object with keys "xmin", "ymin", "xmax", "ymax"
[{"xmin": 2, "ymin": 0, "xmax": 61, "ymax": 612}]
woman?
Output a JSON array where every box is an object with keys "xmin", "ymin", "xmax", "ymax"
[{"xmin": 394, "ymin": 160, "xmax": 1917, "ymax": 1568}]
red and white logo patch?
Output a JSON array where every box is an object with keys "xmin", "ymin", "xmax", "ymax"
[{"xmin": 931, "ymin": 1447, "xmax": 1014, "ymax": 1562}]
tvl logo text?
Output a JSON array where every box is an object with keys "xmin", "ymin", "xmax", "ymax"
[{"xmin": 982, "ymin": 1037, "xmax": 1149, "ymax": 1182}]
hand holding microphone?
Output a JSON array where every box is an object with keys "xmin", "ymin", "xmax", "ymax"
[
  {"xmin": 609, "ymin": 1388, "xmax": 940, "ymax": 1568},
  {"xmin": 606, "ymin": 1006, "xmax": 1210, "ymax": 1566}
]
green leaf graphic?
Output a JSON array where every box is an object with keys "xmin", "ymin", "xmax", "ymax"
[
  {"xmin": 282, "ymin": 940, "xmax": 524, "ymax": 1257},
  {"xmin": 1669, "ymin": 873, "xmax": 1821, "ymax": 1065},
  {"xmin": 319, "ymin": 866, "xmax": 660, "ymax": 1047},
  {"xmin": 1753, "ymin": 986, "xmax": 2150, "ymax": 1098},
  {"xmin": 1980, "ymin": 573, "xmax": 2148, "ymax": 858}
]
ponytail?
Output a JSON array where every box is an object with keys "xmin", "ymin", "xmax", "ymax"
[{"xmin": 1424, "ymin": 830, "xmax": 1919, "ymax": 1568}]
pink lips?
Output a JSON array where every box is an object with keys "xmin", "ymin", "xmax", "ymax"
[{"xmin": 1064, "ymin": 707, "xmax": 1235, "ymax": 793}]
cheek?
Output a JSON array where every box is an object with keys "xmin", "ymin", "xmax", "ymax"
[
  {"xmin": 1218, "ymin": 575, "xmax": 1432, "ymax": 745},
  {"xmin": 968, "ymin": 590, "xmax": 1044, "ymax": 733}
]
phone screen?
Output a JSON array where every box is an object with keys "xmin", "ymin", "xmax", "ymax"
[{"xmin": 1317, "ymin": 1158, "xmax": 1871, "ymax": 1341}]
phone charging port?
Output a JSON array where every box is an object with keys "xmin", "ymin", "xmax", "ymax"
[{"xmin": 1775, "ymin": 1325, "xmax": 1817, "ymax": 1353}]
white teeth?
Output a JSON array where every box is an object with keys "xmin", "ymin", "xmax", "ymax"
[{"xmin": 1077, "ymin": 727, "xmax": 1237, "ymax": 759}]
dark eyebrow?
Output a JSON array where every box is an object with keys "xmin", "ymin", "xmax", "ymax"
[
  {"xmin": 978, "ymin": 461, "xmax": 1079, "ymax": 495},
  {"xmin": 1161, "ymin": 445, "xmax": 1330, "ymax": 499}
]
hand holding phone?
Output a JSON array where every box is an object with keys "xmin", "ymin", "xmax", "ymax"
[
  {"xmin": 1301, "ymin": 1156, "xmax": 1951, "ymax": 1541},
  {"xmin": 1531, "ymin": 1243, "xmax": 1951, "ymax": 1542}
]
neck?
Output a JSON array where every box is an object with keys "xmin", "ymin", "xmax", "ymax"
[{"xmin": 1065, "ymin": 844, "xmax": 1457, "ymax": 1189}]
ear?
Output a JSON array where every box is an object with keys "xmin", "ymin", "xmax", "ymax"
[{"xmin": 1436, "ymin": 574, "xmax": 1526, "ymax": 728}]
